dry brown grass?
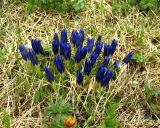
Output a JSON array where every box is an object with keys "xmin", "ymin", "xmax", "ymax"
[{"xmin": 0, "ymin": 0, "xmax": 160, "ymax": 128}]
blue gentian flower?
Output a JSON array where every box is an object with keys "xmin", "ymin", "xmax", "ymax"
[
  {"xmin": 102, "ymin": 56, "xmax": 110, "ymax": 67},
  {"xmin": 84, "ymin": 59, "xmax": 91, "ymax": 75},
  {"xmin": 74, "ymin": 46, "xmax": 82, "ymax": 63},
  {"xmin": 54, "ymin": 32, "xmax": 59, "ymax": 41},
  {"xmin": 104, "ymin": 44, "xmax": 112, "ymax": 57},
  {"xmin": 60, "ymin": 41, "xmax": 65, "ymax": 56},
  {"xmin": 89, "ymin": 42, "xmax": 103, "ymax": 66},
  {"xmin": 90, "ymin": 52, "xmax": 98, "ymax": 66},
  {"xmin": 44, "ymin": 66, "xmax": 54, "ymax": 83},
  {"xmin": 96, "ymin": 65, "xmax": 106, "ymax": 82},
  {"xmin": 76, "ymin": 69, "xmax": 83, "ymax": 84},
  {"xmin": 27, "ymin": 49, "xmax": 38, "ymax": 65},
  {"xmin": 74, "ymin": 46, "xmax": 88, "ymax": 63},
  {"xmin": 123, "ymin": 51, "xmax": 134, "ymax": 64},
  {"xmin": 31, "ymin": 39, "xmax": 44, "ymax": 55},
  {"xmin": 52, "ymin": 33, "xmax": 59, "ymax": 54},
  {"xmin": 94, "ymin": 42, "xmax": 103, "ymax": 55},
  {"xmin": 113, "ymin": 60, "xmax": 121, "ymax": 67},
  {"xmin": 60, "ymin": 29, "xmax": 67, "ymax": 42},
  {"xmin": 79, "ymin": 28, "xmax": 84, "ymax": 42},
  {"xmin": 81, "ymin": 46, "xmax": 88, "ymax": 59},
  {"xmin": 111, "ymin": 39, "xmax": 117, "ymax": 55},
  {"xmin": 96, "ymin": 34, "xmax": 102, "ymax": 42},
  {"xmin": 18, "ymin": 44, "xmax": 28, "ymax": 61},
  {"xmin": 70, "ymin": 30, "xmax": 78, "ymax": 45},
  {"xmin": 63, "ymin": 43, "xmax": 71, "ymax": 60},
  {"xmin": 75, "ymin": 33, "xmax": 83, "ymax": 47},
  {"xmin": 101, "ymin": 69, "xmax": 114, "ymax": 87},
  {"xmin": 70, "ymin": 30, "xmax": 83, "ymax": 47},
  {"xmin": 86, "ymin": 38, "xmax": 94, "ymax": 52},
  {"xmin": 54, "ymin": 55, "xmax": 65, "ymax": 73},
  {"xmin": 31, "ymin": 39, "xmax": 39, "ymax": 54}
]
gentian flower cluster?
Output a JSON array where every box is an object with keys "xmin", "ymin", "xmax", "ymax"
[{"xmin": 19, "ymin": 28, "xmax": 134, "ymax": 87}]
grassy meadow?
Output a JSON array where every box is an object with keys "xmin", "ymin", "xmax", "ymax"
[{"xmin": 0, "ymin": 0, "xmax": 160, "ymax": 127}]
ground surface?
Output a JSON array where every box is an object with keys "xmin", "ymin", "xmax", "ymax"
[{"xmin": 0, "ymin": 1, "xmax": 160, "ymax": 128}]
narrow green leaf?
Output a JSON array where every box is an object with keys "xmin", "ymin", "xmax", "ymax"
[
  {"xmin": 2, "ymin": 110, "xmax": 10, "ymax": 128},
  {"xmin": 33, "ymin": 90, "xmax": 41, "ymax": 103}
]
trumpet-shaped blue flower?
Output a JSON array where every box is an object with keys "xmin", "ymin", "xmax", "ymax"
[
  {"xmin": 84, "ymin": 59, "xmax": 91, "ymax": 75},
  {"xmin": 60, "ymin": 29, "xmax": 67, "ymax": 42},
  {"xmin": 52, "ymin": 33, "xmax": 59, "ymax": 54},
  {"xmin": 113, "ymin": 60, "xmax": 121, "ymax": 67},
  {"xmin": 60, "ymin": 41, "xmax": 65, "ymax": 56},
  {"xmin": 76, "ymin": 69, "xmax": 83, "ymax": 84},
  {"xmin": 79, "ymin": 28, "xmax": 84, "ymax": 42},
  {"xmin": 89, "ymin": 42, "xmax": 103, "ymax": 66},
  {"xmin": 75, "ymin": 33, "xmax": 83, "ymax": 47},
  {"xmin": 111, "ymin": 39, "xmax": 117, "ymax": 55},
  {"xmin": 123, "ymin": 51, "xmax": 134, "ymax": 64},
  {"xmin": 94, "ymin": 42, "xmax": 103, "ymax": 55},
  {"xmin": 96, "ymin": 65, "xmax": 106, "ymax": 82},
  {"xmin": 18, "ymin": 44, "xmax": 28, "ymax": 61},
  {"xmin": 27, "ymin": 49, "xmax": 38, "ymax": 65},
  {"xmin": 102, "ymin": 56, "xmax": 110, "ymax": 67},
  {"xmin": 81, "ymin": 46, "xmax": 88, "ymax": 59},
  {"xmin": 74, "ymin": 46, "xmax": 88, "ymax": 63},
  {"xmin": 86, "ymin": 38, "xmax": 94, "ymax": 52},
  {"xmin": 31, "ymin": 39, "xmax": 39, "ymax": 54},
  {"xmin": 70, "ymin": 30, "xmax": 83, "ymax": 47},
  {"xmin": 54, "ymin": 55, "xmax": 65, "ymax": 73},
  {"xmin": 101, "ymin": 69, "xmax": 114, "ymax": 87},
  {"xmin": 54, "ymin": 32, "xmax": 59, "ymax": 41},
  {"xmin": 74, "ymin": 46, "xmax": 82, "ymax": 63},
  {"xmin": 63, "ymin": 43, "xmax": 71, "ymax": 60},
  {"xmin": 90, "ymin": 52, "xmax": 98, "ymax": 66},
  {"xmin": 70, "ymin": 30, "xmax": 78, "ymax": 45},
  {"xmin": 104, "ymin": 44, "xmax": 112, "ymax": 57},
  {"xmin": 44, "ymin": 66, "xmax": 54, "ymax": 83},
  {"xmin": 31, "ymin": 39, "xmax": 44, "ymax": 55}
]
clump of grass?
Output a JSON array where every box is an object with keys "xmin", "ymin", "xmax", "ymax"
[
  {"xmin": 112, "ymin": 0, "xmax": 160, "ymax": 15},
  {"xmin": 13, "ymin": 0, "xmax": 86, "ymax": 12}
]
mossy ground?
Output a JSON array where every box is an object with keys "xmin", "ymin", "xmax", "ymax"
[{"xmin": 0, "ymin": 0, "xmax": 160, "ymax": 127}]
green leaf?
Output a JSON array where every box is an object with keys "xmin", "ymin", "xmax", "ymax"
[
  {"xmin": 105, "ymin": 118, "xmax": 119, "ymax": 127},
  {"xmin": 97, "ymin": 123, "xmax": 106, "ymax": 128},
  {"xmin": 73, "ymin": 0, "xmax": 85, "ymax": 11},
  {"xmin": 35, "ymin": 65, "xmax": 43, "ymax": 78},
  {"xmin": 132, "ymin": 52, "xmax": 144, "ymax": 63},
  {"xmin": 2, "ymin": 110, "xmax": 10, "ymax": 128},
  {"xmin": 43, "ymin": 45, "xmax": 52, "ymax": 52},
  {"xmin": 33, "ymin": 90, "xmax": 41, "ymax": 103},
  {"xmin": 144, "ymin": 82, "xmax": 153, "ymax": 100},
  {"xmin": 112, "ymin": 3, "xmax": 122, "ymax": 13},
  {"xmin": 45, "ymin": 101, "xmax": 73, "ymax": 115},
  {"xmin": 50, "ymin": 114, "xmax": 67, "ymax": 128},
  {"xmin": 100, "ymin": 99, "xmax": 120, "ymax": 128},
  {"xmin": 106, "ymin": 100, "xmax": 119, "ymax": 118},
  {"xmin": 139, "ymin": 0, "xmax": 156, "ymax": 10},
  {"xmin": 136, "ymin": 25, "xmax": 144, "ymax": 44},
  {"xmin": 84, "ymin": 115, "xmax": 93, "ymax": 127},
  {"xmin": 144, "ymin": 82, "xmax": 160, "ymax": 101}
]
